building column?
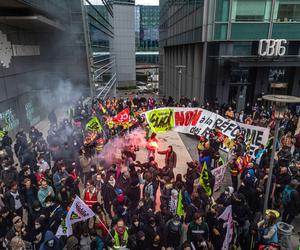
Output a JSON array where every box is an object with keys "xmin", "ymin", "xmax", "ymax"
[
  {"xmin": 181, "ymin": 45, "xmax": 187, "ymax": 98},
  {"xmin": 199, "ymin": 42, "xmax": 208, "ymax": 104},
  {"xmin": 292, "ymin": 68, "xmax": 300, "ymax": 97},
  {"xmin": 193, "ymin": 44, "xmax": 202, "ymax": 102},
  {"xmin": 187, "ymin": 44, "xmax": 194, "ymax": 99},
  {"xmin": 172, "ymin": 46, "xmax": 177, "ymax": 98}
]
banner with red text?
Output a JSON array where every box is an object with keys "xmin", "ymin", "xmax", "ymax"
[{"xmin": 145, "ymin": 107, "xmax": 270, "ymax": 156}]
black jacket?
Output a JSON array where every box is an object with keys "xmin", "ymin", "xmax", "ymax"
[{"xmin": 4, "ymin": 190, "xmax": 24, "ymax": 213}]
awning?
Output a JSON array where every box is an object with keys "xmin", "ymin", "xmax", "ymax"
[{"xmin": 0, "ymin": 15, "xmax": 64, "ymax": 31}]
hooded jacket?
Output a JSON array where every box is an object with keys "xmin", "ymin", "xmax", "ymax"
[{"xmin": 39, "ymin": 230, "xmax": 62, "ymax": 250}]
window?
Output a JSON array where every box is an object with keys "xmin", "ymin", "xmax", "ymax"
[
  {"xmin": 215, "ymin": 0, "xmax": 229, "ymax": 22},
  {"xmin": 231, "ymin": 23, "xmax": 269, "ymax": 40},
  {"xmin": 233, "ymin": 42, "xmax": 252, "ymax": 55},
  {"xmin": 232, "ymin": 0, "xmax": 272, "ymax": 22},
  {"xmin": 214, "ymin": 23, "xmax": 227, "ymax": 40},
  {"xmin": 274, "ymin": 0, "xmax": 300, "ymax": 22}
]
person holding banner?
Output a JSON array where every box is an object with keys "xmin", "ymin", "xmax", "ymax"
[
  {"xmin": 106, "ymin": 218, "xmax": 129, "ymax": 250},
  {"xmin": 157, "ymin": 145, "xmax": 177, "ymax": 174}
]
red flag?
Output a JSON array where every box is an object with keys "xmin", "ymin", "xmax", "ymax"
[{"xmin": 113, "ymin": 108, "xmax": 130, "ymax": 123}]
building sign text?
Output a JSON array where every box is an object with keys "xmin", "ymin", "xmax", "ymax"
[{"xmin": 258, "ymin": 39, "xmax": 287, "ymax": 57}]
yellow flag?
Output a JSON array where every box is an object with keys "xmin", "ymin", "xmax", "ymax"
[
  {"xmin": 176, "ymin": 191, "xmax": 184, "ymax": 217},
  {"xmin": 200, "ymin": 161, "xmax": 212, "ymax": 196},
  {"xmin": 86, "ymin": 117, "xmax": 102, "ymax": 132},
  {"xmin": 0, "ymin": 130, "xmax": 5, "ymax": 140}
]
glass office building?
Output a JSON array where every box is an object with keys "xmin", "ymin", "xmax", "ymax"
[
  {"xmin": 83, "ymin": 0, "xmax": 116, "ymax": 97},
  {"xmin": 135, "ymin": 5, "xmax": 159, "ymax": 64},
  {"xmin": 160, "ymin": 0, "xmax": 300, "ymax": 109}
]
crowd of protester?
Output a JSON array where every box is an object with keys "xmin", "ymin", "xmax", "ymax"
[{"xmin": 0, "ymin": 94, "xmax": 299, "ymax": 250}]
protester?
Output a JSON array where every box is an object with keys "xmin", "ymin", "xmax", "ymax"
[{"xmin": 0, "ymin": 94, "xmax": 299, "ymax": 250}]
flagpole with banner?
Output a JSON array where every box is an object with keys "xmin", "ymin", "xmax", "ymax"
[
  {"xmin": 176, "ymin": 190, "xmax": 185, "ymax": 217},
  {"xmin": 57, "ymin": 195, "xmax": 96, "ymax": 237},
  {"xmin": 218, "ymin": 205, "xmax": 233, "ymax": 250},
  {"xmin": 199, "ymin": 161, "xmax": 212, "ymax": 197}
]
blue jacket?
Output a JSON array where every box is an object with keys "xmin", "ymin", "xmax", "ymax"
[{"xmin": 39, "ymin": 230, "xmax": 63, "ymax": 250}]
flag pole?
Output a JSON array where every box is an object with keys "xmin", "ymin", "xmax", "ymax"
[{"xmin": 97, "ymin": 215, "xmax": 114, "ymax": 240}]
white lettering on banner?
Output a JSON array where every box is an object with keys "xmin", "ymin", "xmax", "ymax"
[
  {"xmin": 258, "ymin": 39, "xmax": 287, "ymax": 57},
  {"xmin": 145, "ymin": 107, "xmax": 270, "ymax": 157},
  {"xmin": 211, "ymin": 165, "xmax": 227, "ymax": 191}
]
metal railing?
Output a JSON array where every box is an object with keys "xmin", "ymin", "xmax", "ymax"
[{"xmin": 96, "ymin": 73, "xmax": 117, "ymax": 100}]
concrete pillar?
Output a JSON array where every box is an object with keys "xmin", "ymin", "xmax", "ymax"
[
  {"xmin": 199, "ymin": 42, "xmax": 207, "ymax": 104},
  {"xmin": 177, "ymin": 46, "xmax": 181, "ymax": 98},
  {"xmin": 187, "ymin": 45, "xmax": 194, "ymax": 99},
  {"xmin": 181, "ymin": 45, "xmax": 189, "ymax": 96},
  {"xmin": 193, "ymin": 44, "xmax": 202, "ymax": 102},
  {"xmin": 172, "ymin": 46, "xmax": 177, "ymax": 98},
  {"xmin": 292, "ymin": 68, "xmax": 300, "ymax": 97},
  {"xmin": 254, "ymin": 68, "xmax": 264, "ymax": 98}
]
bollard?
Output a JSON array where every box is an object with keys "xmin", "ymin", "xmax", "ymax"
[{"xmin": 277, "ymin": 222, "xmax": 294, "ymax": 250}]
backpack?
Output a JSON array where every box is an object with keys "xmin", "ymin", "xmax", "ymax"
[{"xmin": 282, "ymin": 186, "xmax": 294, "ymax": 206}]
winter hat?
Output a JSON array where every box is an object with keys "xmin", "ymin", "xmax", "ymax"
[
  {"xmin": 171, "ymin": 189, "xmax": 178, "ymax": 197},
  {"xmin": 137, "ymin": 231, "xmax": 145, "ymax": 240},
  {"xmin": 115, "ymin": 188, "xmax": 123, "ymax": 196},
  {"xmin": 12, "ymin": 216, "xmax": 22, "ymax": 224},
  {"xmin": 225, "ymin": 186, "xmax": 234, "ymax": 194},
  {"xmin": 247, "ymin": 169, "xmax": 255, "ymax": 178},
  {"xmin": 132, "ymin": 214, "xmax": 139, "ymax": 222}
]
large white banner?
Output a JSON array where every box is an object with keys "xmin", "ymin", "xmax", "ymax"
[{"xmin": 145, "ymin": 107, "xmax": 270, "ymax": 156}]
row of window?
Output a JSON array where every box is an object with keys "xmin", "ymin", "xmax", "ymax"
[
  {"xmin": 215, "ymin": 22, "xmax": 300, "ymax": 40},
  {"xmin": 216, "ymin": 0, "xmax": 300, "ymax": 22}
]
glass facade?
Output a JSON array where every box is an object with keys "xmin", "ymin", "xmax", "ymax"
[
  {"xmin": 135, "ymin": 5, "xmax": 159, "ymax": 64},
  {"xmin": 231, "ymin": 23, "xmax": 269, "ymax": 40},
  {"xmin": 160, "ymin": 0, "xmax": 203, "ymax": 46},
  {"xmin": 231, "ymin": 0, "xmax": 272, "ymax": 22},
  {"xmin": 213, "ymin": 0, "xmax": 300, "ymax": 41},
  {"xmin": 274, "ymin": 0, "xmax": 300, "ymax": 22},
  {"xmin": 83, "ymin": 0, "xmax": 116, "ymax": 97},
  {"xmin": 216, "ymin": 0, "xmax": 230, "ymax": 21},
  {"xmin": 135, "ymin": 6, "xmax": 159, "ymax": 51}
]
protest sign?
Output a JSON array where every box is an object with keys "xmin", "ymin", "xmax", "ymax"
[
  {"xmin": 86, "ymin": 116, "xmax": 103, "ymax": 132},
  {"xmin": 211, "ymin": 165, "xmax": 227, "ymax": 191},
  {"xmin": 145, "ymin": 108, "xmax": 174, "ymax": 133},
  {"xmin": 65, "ymin": 196, "xmax": 95, "ymax": 236}
]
